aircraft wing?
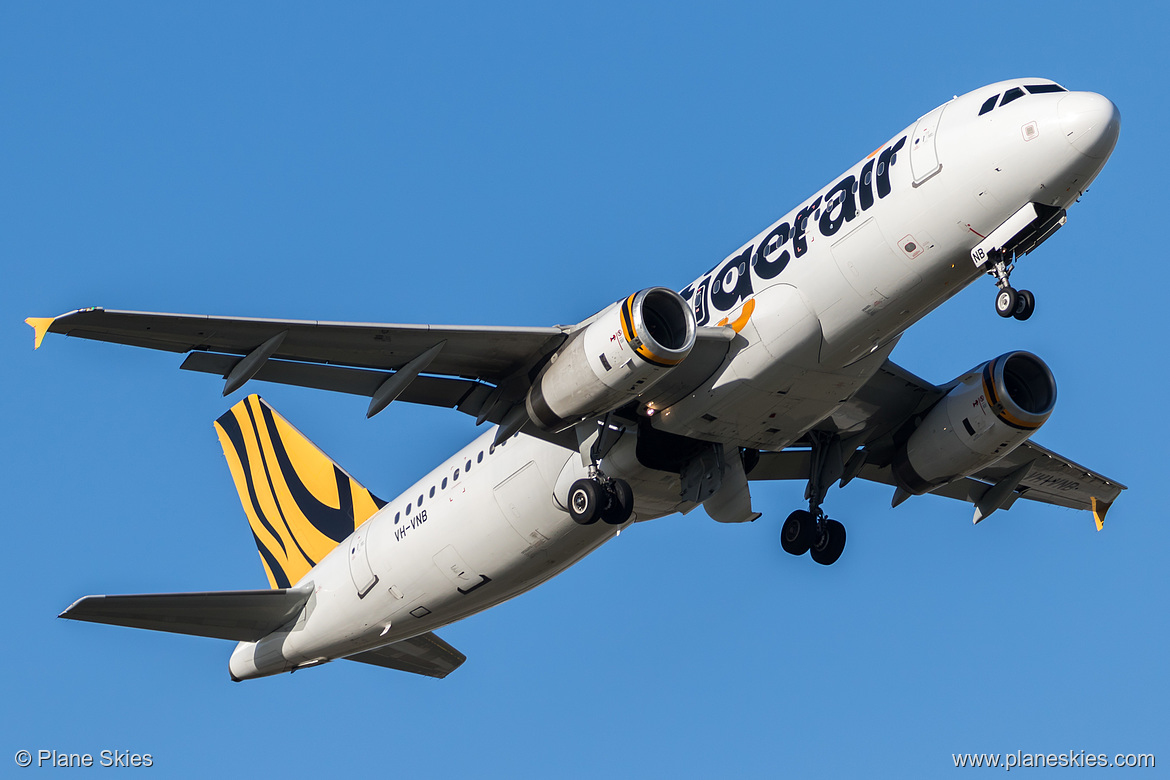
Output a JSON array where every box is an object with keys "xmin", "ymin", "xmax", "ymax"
[
  {"xmin": 344, "ymin": 632, "xmax": 466, "ymax": 679},
  {"xmin": 30, "ymin": 306, "xmax": 567, "ymax": 384},
  {"xmin": 750, "ymin": 358, "xmax": 1125, "ymax": 524},
  {"xmin": 28, "ymin": 306, "xmax": 735, "ymax": 433}
]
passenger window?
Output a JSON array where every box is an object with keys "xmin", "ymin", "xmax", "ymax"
[
  {"xmin": 978, "ymin": 95, "xmax": 998, "ymax": 115},
  {"xmin": 1025, "ymin": 84, "xmax": 1066, "ymax": 94},
  {"xmin": 477, "ymin": 452, "xmax": 483, "ymax": 463},
  {"xmin": 453, "ymin": 469, "xmax": 460, "ymax": 480},
  {"xmin": 395, "ymin": 512, "xmax": 400, "ymax": 524},
  {"xmin": 406, "ymin": 503, "xmax": 412, "ymax": 515},
  {"xmin": 429, "ymin": 486, "xmax": 435, "ymax": 498},
  {"xmin": 418, "ymin": 494, "xmax": 424, "ymax": 506},
  {"xmin": 1000, "ymin": 87, "xmax": 1025, "ymax": 106},
  {"xmin": 465, "ymin": 460, "xmax": 472, "ymax": 471},
  {"xmin": 442, "ymin": 477, "xmax": 448, "ymax": 489}
]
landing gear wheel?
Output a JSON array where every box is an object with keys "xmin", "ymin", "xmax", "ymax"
[
  {"xmin": 568, "ymin": 479, "xmax": 603, "ymax": 525},
  {"xmin": 995, "ymin": 287, "xmax": 1018, "ymax": 318},
  {"xmin": 809, "ymin": 519, "xmax": 846, "ymax": 566},
  {"xmin": 601, "ymin": 478, "xmax": 634, "ymax": 525},
  {"xmin": 1013, "ymin": 289, "xmax": 1035, "ymax": 321},
  {"xmin": 780, "ymin": 510, "xmax": 815, "ymax": 556}
]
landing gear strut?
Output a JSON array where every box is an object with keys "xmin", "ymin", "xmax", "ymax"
[
  {"xmin": 779, "ymin": 431, "xmax": 848, "ymax": 565},
  {"xmin": 567, "ymin": 414, "xmax": 635, "ymax": 526},
  {"xmin": 988, "ymin": 250, "xmax": 1035, "ymax": 321}
]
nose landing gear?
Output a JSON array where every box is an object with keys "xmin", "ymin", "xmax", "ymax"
[{"xmin": 989, "ymin": 251, "xmax": 1035, "ymax": 321}]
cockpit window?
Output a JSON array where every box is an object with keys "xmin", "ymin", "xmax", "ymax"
[
  {"xmin": 978, "ymin": 95, "xmax": 998, "ymax": 116},
  {"xmin": 1025, "ymin": 83, "xmax": 1067, "ymax": 94},
  {"xmin": 1000, "ymin": 87, "xmax": 1025, "ymax": 106}
]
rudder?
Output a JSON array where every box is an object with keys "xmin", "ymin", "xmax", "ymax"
[{"xmin": 214, "ymin": 395, "xmax": 386, "ymax": 589}]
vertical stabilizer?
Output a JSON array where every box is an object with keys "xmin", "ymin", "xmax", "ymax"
[{"xmin": 214, "ymin": 395, "xmax": 386, "ymax": 588}]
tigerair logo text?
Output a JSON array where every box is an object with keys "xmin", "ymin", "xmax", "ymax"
[{"xmin": 682, "ymin": 136, "xmax": 907, "ymax": 324}]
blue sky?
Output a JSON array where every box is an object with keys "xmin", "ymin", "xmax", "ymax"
[{"xmin": 3, "ymin": 3, "xmax": 1165, "ymax": 777}]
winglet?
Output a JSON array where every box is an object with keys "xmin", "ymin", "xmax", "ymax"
[
  {"xmin": 1091, "ymin": 496, "xmax": 1112, "ymax": 531},
  {"xmin": 25, "ymin": 317, "xmax": 54, "ymax": 349}
]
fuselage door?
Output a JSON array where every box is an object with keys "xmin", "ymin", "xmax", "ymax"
[
  {"xmin": 909, "ymin": 103, "xmax": 946, "ymax": 185},
  {"xmin": 348, "ymin": 521, "xmax": 379, "ymax": 598}
]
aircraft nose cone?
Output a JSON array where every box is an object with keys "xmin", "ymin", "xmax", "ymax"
[{"xmin": 1058, "ymin": 92, "xmax": 1120, "ymax": 160}]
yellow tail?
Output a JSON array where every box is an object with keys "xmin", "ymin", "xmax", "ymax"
[{"xmin": 214, "ymin": 395, "xmax": 386, "ymax": 589}]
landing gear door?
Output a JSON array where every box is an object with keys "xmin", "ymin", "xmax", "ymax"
[
  {"xmin": 493, "ymin": 461, "xmax": 556, "ymax": 551},
  {"xmin": 348, "ymin": 521, "xmax": 379, "ymax": 598},
  {"xmin": 909, "ymin": 104, "xmax": 946, "ymax": 185}
]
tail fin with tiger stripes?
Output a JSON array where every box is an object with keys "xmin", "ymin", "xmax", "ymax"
[{"xmin": 214, "ymin": 395, "xmax": 386, "ymax": 589}]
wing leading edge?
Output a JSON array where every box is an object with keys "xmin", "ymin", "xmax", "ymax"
[{"xmin": 30, "ymin": 307, "xmax": 567, "ymax": 382}]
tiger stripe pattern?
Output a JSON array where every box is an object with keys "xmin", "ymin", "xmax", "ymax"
[{"xmin": 214, "ymin": 395, "xmax": 386, "ymax": 589}]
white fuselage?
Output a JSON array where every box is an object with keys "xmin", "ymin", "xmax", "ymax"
[{"xmin": 230, "ymin": 79, "xmax": 1119, "ymax": 679}]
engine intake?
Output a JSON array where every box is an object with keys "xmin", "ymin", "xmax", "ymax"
[
  {"xmin": 892, "ymin": 351, "xmax": 1056, "ymax": 494},
  {"xmin": 526, "ymin": 287, "xmax": 696, "ymax": 431}
]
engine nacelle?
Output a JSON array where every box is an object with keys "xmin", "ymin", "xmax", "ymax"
[
  {"xmin": 526, "ymin": 287, "xmax": 696, "ymax": 431},
  {"xmin": 892, "ymin": 351, "xmax": 1056, "ymax": 494}
]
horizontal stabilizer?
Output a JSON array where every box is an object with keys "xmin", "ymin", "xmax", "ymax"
[
  {"xmin": 59, "ymin": 586, "xmax": 312, "ymax": 642},
  {"xmin": 345, "ymin": 632, "xmax": 466, "ymax": 679}
]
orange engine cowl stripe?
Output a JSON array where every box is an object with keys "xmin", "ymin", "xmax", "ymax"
[{"xmin": 621, "ymin": 293, "xmax": 683, "ymax": 367}]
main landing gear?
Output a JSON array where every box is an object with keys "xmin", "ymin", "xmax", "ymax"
[
  {"xmin": 779, "ymin": 431, "xmax": 847, "ymax": 566},
  {"xmin": 781, "ymin": 510, "xmax": 846, "ymax": 566},
  {"xmin": 568, "ymin": 414, "xmax": 634, "ymax": 526},
  {"xmin": 568, "ymin": 477, "xmax": 633, "ymax": 526},
  {"xmin": 988, "ymin": 250, "xmax": 1035, "ymax": 321}
]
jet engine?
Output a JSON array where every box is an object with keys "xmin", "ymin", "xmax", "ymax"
[
  {"xmin": 891, "ymin": 351, "xmax": 1056, "ymax": 494},
  {"xmin": 525, "ymin": 287, "xmax": 696, "ymax": 431}
]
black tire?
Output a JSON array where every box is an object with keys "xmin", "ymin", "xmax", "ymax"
[
  {"xmin": 568, "ymin": 479, "xmax": 603, "ymax": 525},
  {"xmin": 995, "ymin": 287, "xmax": 1018, "ymax": 318},
  {"xmin": 1013, "ymin": 289, "xmax": 1035, "ymax": 321},
  {"xmin": 601, "ymin": 478, "xmax": 634, "ymax": 525},
  {"xmin": 780, "ymin": 510, "xmax": 814, "ymax": 556},
  {"xmin": 809, "ymin": 519, "xmax": 846, "ymax": 566}
]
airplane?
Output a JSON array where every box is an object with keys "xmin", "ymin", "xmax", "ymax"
[{"xmin": 28, "ymin": 78, "xmax": 1125, "ymax": 681}]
